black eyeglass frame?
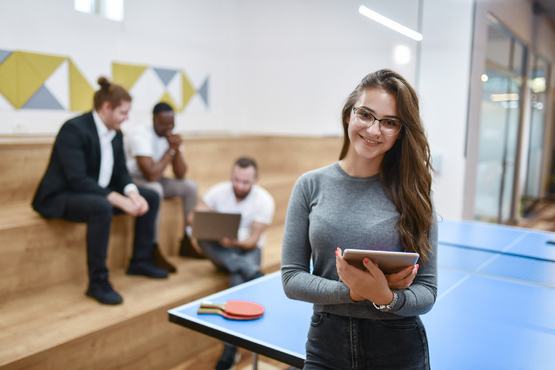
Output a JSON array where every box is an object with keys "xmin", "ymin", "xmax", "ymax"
[{"xmin": 351, "ymin": 106, "xmax": 403, "ymax": 137}]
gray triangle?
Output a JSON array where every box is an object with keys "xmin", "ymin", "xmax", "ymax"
[
  {"xmin": 198, "ymin": 76, "xmax": 209, "ymax": 108},
  {"xmin": 23, "ymin": 85, "xmax": 64, "ymax": 110},
  {"xmin": 0, "ymin": 49, "xmax": 12, "ymax": 65},
  {"xmin": 153, "ymin": 68, "xmax": 178, "ymax": 86}
]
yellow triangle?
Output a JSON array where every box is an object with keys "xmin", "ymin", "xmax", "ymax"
[
  {"xmin": 19, "ymin": 51, "xmax": 65, "ymax": 80},
  {"xmin": 180, "ymin": 71, "xmax": 196, "ymax": 112},
  {"xmin": 17, "ymin": 53, "xmax": 46, "ymax": 108},
  {"xmin": 158, "ymin": 91, "xmax": 177, "ymax": 110},
  {"xmin": 0, "ymin": 52, "xmax": 20, "ymax": 108},
  {"xmin": 69, "ymin": 60, "xmax": 94, "ymax": 111},
  {"xmin": 112, "ymin": 62, "xmax": 148, "ymax": 91},
  {"xmin": 0, "ymin": 51, "xmax": 67, "ymax": 109}
]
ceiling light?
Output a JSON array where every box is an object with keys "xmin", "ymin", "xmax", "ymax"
[
  {"xmin": 359, "ymin": 5, "xmax": 423, "ymax": 41},
  {"xmin": 490, "ymin": 93, "xmax": 519, "ymax": 102},
  {"xmin": 394, "ymin": 45, "xmax": 411, "ymax": 64}
]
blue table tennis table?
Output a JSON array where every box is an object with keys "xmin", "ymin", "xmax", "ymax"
[{"xmin": 169, "ymin": 219, "xmax": 555, "ymax": 369}]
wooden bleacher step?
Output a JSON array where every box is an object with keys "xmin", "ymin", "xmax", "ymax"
[{"xmin": 0, "ymin": 135, "xmax": 342, "ymax": 369}]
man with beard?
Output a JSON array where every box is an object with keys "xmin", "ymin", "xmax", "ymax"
[
  {"xmin": 195, "ymin": 157, "xmax": 275, "ymax": 370},
  {"xmin": 197, "ymin": 157, "xmax": 274, "ymax": 286}
]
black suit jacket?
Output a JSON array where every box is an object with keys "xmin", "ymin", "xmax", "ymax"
[{"xmin": 32, "ymin": 112, "xmax": 133, "ymax": 219}]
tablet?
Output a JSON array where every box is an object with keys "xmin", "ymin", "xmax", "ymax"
[
  {"xmin": 343, "ymin": 249, "xmax": 419, "ymax": 274},
  {"xmin": 191, "ymin": 211, "xmax": 241, "ymax": 241}
]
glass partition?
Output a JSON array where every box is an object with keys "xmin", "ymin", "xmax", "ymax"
[
  {"xmin": 474, "ymin": 21, "xmax": 527, "ymax": 223},
  {"xmin": 522, "ymin": 55, "xmax": 550, "ymax": 214}
]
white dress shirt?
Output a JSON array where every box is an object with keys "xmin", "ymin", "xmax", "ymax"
[{"xmin": 92, "ymin": 110, "xmax": 138, "ymax": 195}]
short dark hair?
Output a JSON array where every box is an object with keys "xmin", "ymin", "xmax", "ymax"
[
  {"xmin": 153, "ymin": 102, "xmax": 174, "ymax": 115},
  {"xmin": 234, "ymin": 157, "xmax": 258, "ymax": 173}
]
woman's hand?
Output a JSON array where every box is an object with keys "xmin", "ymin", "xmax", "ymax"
[
  {"xmin": 349, "ymin": 289, "xmax": 366, "ymax": 302},
  {"xmin": 385, "ymin": 264, "xmax": 419, "ymax": 290},
  {"xmin": 335, "ymin": 248, "xmax": 393, "ymax": 305}
]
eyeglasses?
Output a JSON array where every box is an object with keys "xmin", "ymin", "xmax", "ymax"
[{"xmin": 352, "ymin": 106, "xmax": 403, "ymax": 136}]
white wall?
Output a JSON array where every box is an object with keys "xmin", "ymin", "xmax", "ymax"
[
  {"xmin": 0, "ymin": 0, "xmax": 475, "ymax": 220},
  {"xmin": 18, "ymin": 1, "xmax": 555, "ymax": 223},
  {"xmin": 0, "ymin": 0, "xmax": 235, "ymax": 134},
  {"xmin": 227, "ymin": 0, "xmax": 420, "ymax": 136},
  {"xmin": 419, "ymin": 0, "xmax": 475, "ymax": 220},
  {"xmin": 0, "ymin": 0, "xmax": 421, "ymax": 136}
]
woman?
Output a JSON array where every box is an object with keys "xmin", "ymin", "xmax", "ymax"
[{"xmin": 281, "ymin": 69, "xmax": 437, "ymax": 370}]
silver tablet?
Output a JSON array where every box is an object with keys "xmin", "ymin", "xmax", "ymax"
[{"xmin": 343, "ymin": 249, "xmax": 419, "ymax": 274}]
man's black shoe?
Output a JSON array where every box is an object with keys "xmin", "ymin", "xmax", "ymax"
[
  {"xmin": 179, "ymin": 234, "xmax": 206, "ymax": 259},
  {"xmin": 126, "ymin": 262, "xmax": 169, "ymax": 279},
  {"xmin": 248, "ymin": 270, "xmax": 264, "ymax": 281},
  {"xmin": 86, "ymin": 280, "xmax": 123, "ymax": 305},
  {"xmin": 215, "ymin": 344, "xmax": 240, "ymax": 370},
  {"xmin": 152, "ymin": 244, "xmax": 177, "ymax": 273}
]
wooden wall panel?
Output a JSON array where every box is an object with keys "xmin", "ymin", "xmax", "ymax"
[{"xmin": 0, "ymin": 134, "xmax": 341, "ymax": 369}]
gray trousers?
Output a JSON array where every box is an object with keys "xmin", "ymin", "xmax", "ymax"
[
  {"xmin": 197, "ymin": 240, "xmax": 261, "ymax": 287},
  {"xmin": 132, "ymin": 175, "xmax": 198, "ymax": 242}
]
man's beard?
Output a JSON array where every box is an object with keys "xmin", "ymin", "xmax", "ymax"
[{"xmin": 234, "ymin": 188, "xmax": 250, "ymax": 201}]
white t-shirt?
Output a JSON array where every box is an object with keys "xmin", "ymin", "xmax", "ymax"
[
  {"xmin": 203, "ymin": 181, "xmax": 275, "ymax": 248},
  {"xmin": 125, "ymin": 123, "xmax": 169, "ymax": 177}
]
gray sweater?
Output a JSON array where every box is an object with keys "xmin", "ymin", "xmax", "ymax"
[{"xmin": 281, "ymin": 162, "xmax": 438, "ymax": 319}]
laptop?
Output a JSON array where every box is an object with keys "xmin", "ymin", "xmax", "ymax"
[{"xmin": 191, "ymin": 211, "xmax": 241, "ymax": 241}]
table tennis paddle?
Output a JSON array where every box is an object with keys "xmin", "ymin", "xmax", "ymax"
[
  {"xmin": 197, "ymin": 307, "xmax": 263, "ymax": 320},
  {"xmin": 200, "ymin": 300, "xmax": 265, "ymax": 318}
]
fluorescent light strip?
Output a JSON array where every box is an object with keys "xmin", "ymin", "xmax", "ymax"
[
  {"xmin": 490, "ymin": 93, "xmax": 519, "ymax": 102},
  {"xmin": 358, "ymin": 5, "xmax": 423, "ymax": 41}
]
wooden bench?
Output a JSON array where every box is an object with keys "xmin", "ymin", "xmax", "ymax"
[{"xmin": 0, "ymin": 134, "xmax": 341, "ymax": 369}]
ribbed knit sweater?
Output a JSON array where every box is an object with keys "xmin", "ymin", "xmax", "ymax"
[{"xmin": 281, "ymin": 162, "xmax": 438, "ymax": 319}]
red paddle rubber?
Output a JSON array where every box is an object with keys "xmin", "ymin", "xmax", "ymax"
[
  {"xmin": 197, "ymin": 307, "xmax": 263, "ymax": 320},
  {"xmin": 200, "ymin": 300, "xmax": 265, "ymax": 317}
]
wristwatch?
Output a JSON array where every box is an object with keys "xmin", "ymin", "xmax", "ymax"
[
  {"xmin": 168, "ymin": 149, "xmax": 176, "ymax": 156},
  {"xmin": 373, "ymin": 290, "xmax": 398, "ymax": 312}
]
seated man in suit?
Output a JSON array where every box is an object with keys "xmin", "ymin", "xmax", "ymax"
[
  {"xmin": 125, "ymin": 102, "xmax": 202, "ymax": 271},
  {"xmin": 32, "ymin": 77, "xmax": 168, "ymax": 306},
  {"xmin": 195, "ymin": 157, "xmax": 275, "ymax": 369}
]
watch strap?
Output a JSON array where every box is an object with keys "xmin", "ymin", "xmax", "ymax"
[{"xmin": 373, "ymin": 290, "xmax": 398, "ymax": 312}]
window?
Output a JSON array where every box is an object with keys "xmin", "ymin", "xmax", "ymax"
[
  {"xmin": 523, "ymin": 55, "xmax": 550, "ymax": 213},
  {"xmin": 75, "ymin": 0, "xmax": 124, "ymax": 21},
  {"xmin": 474, "ymin": 20, "xmax": 527, "ymax": 223}
]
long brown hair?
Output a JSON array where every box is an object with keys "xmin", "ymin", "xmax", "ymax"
[
  {"xmin": 93, "ymin": 77, "xmax": 132, "ymax": 110},
  {"xmin": 339, "ymin": 69, "xmax": 434, "ymax": 261}
]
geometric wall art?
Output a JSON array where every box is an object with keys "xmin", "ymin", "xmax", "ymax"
[
  {"xmin": 0, "ymin": 49, "xmax": 209, "ymax": 113},
  {"xmin": 0, "ymin": 49, "xmax": 94, "ymax": 111},
  {"xmin": 112, "ymin": 62, "xmax": 209, "ymax": 112}
]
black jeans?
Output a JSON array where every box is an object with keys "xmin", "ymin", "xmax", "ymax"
[
  {"xmin": 304, "ymin": 312, "xmax": 430, "ymax": 370},
  {"xmin": 62, "ymin": 188, "xmax": 159, "ymax": 282}
]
